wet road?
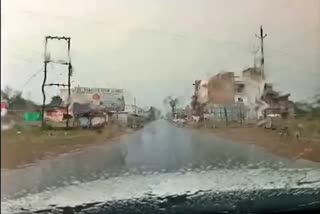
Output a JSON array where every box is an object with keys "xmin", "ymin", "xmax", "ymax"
[{"xmin": 1, "ymin": 120, "xmax": 317, "ymax": 200}]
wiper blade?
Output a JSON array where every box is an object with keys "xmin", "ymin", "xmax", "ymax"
[{"xmin": 297, "ymin": 179, "xmax": 320, "ymax": 186}]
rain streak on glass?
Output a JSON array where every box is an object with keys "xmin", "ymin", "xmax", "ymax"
[{"xmin": 1, "ymin": 0, "xmax": 320, "ymax": 213}]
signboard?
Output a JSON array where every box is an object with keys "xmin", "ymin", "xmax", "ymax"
[
  {"xmin": 1, "ymin": 102, "xmax": 8, "ymax": 117},
  {"xmin": 44, "ymin": 108, "xmax": 67, "ymax": 123},
  {"xmin": 60, "ymin": 87, "xmax": 125, "ymax": 111},
  {"xmin": 23, "ymin": 112, "xmax": 41, "ymax": 121},
  {"xmin": 70, "ymin": 87, "xmax": 123, "ymax": 94}
]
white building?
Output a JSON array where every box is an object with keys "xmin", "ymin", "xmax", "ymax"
[{"xmin": 195, "ymin": 67, "xmax": 268, "ymax": 120}]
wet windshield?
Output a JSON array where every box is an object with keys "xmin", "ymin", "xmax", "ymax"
[{"xmin": 1, "ymin": 0, "xmax": 320, "ymax": 213}]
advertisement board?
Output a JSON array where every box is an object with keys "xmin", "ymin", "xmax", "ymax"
[{"xmin": 60, "ymin": 87, "xmax": 125, "ymax": 111}]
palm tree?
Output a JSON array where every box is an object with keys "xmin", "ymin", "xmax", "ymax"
[{"xmin": 164, "ymin": 96, "xmax": 179, "ymax": 117}]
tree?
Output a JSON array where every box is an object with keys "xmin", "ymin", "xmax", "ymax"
[
  {"xmin": 49, "ymin": 95, "xmax": 63, "ymax": 106},
  {"xmin": 294, "ymin": 93, "xmax": 320, "ymax": 119},
  {"xmin": 164, "ymin": 96, "xmax": 179, "ymax": 118},
  {"xmin": 1, "ymin": 86, "xmax": 20, "ymax": 103},
  {"xmin": 191, "ymin": 94, "xmax": 205, "ymax": 118},
  {"xmin": 147, "ymin": 106, "xmax": 161, "ymax": 121},
  {"xmin": 1, "ymin": 86, "xmax": 36, "ymax": 110}
]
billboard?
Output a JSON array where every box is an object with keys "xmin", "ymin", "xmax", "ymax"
[{"xmin": 60, "ymin": 87, "xmax": 125, "ymax": 111}]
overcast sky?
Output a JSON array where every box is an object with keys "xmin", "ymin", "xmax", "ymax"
[{"xmin": 2, "ymin": 0, "xmax": 320, "ymax": 109}]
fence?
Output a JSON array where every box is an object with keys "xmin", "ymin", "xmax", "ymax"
[{"xmin": 204, "ymin": 103, "xmax": 248, "ymax": 126}]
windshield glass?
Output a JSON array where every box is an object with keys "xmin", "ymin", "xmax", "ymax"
[{"xmin": 1, "ymin": 0, "xmax": 320, "ymax": 213}]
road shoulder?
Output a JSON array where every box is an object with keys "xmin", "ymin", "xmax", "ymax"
[{"xmin": 189, "ymin": 125, "xmax": 320, "ymax": 163}]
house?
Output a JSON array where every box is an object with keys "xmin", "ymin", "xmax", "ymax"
[
  {"xmin": 67, "ymin": 102, "xmax": 109, "ymax": 128},
  {"xmin": 125, "ymin": 104, "xmax": 137, "ymax": 114},
  {"xmin": 195, "ymin": 72, "xmax": 236, "ymax": 106},
  {"xmin": 207, "ymin": 72, "xmax": 236, "ymax": 105},
  {"xmin": 235, "ymin": 67, "xmax": 294, "ymax": 119},
  {"xmin": 261, "ymin": 84, "xmax": 294, "ymax": 118},
  {"xmin": 193, "ymin": 67, "xmax": 293, "ymax": 120},
  {"xmin": 234, "ymin": 67, "xmax": 267, "ymax": 119}
]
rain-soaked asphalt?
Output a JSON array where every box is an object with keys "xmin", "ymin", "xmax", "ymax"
[{"xmin": 1, "ymin": 120, "xmax": 319, "ymax": 201}]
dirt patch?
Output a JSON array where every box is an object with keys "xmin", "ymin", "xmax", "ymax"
[
  {"xmin": 1, "ymin": 124, "xmax": 127, "ymax": 169},
  {"xmin": 201, "ymin": 126, "xmax": 320, "ymax": 162}
]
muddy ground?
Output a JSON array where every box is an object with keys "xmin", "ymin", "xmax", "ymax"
[
  {"xmin": 201, "ymin": 126, "xmax": 320, "ymax": 163},
  {"xmin": 1, "ymin": 124, "xmax": 128, "ymax": 169}
]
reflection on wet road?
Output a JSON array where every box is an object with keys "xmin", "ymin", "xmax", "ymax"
[{"xmin": 1, "ymin": 120, "xmax": 316, "ymax": 199}]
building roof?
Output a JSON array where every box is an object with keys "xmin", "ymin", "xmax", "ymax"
[{"xmin": 72, "ymin": 103, "xmax": 107, "ymax": 116}]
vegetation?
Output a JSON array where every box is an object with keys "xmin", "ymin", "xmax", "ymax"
[
  {"xmin": 1, "ymin": 86, "xmax": 37, "ymax": 110},
  {"xmin": 164, "ymin": 96, "xmax": 179, "ymax": 117},
  {"xmin": 294, "ymin": 94, "xmax": 320, "ymax": 119},
  {"xmin": 48, "ymin": 95, "xmax": 63, "ymax": 107},
  {"xmin": 1, "ymin": 87, "xmax": 67, "ymax": 113}
]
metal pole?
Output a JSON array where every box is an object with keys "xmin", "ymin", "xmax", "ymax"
[
  {"xmin": 66, "ymin": 38, "xmax": 71, "ymax": 129},
  {"xmin": 239, "ymin": 104, "xmax": 243, "ymax": 125},
  {"xmin": 41, "ymin": 36, "xmax": 72, "ymax": 129},
  {"xmin": 224, "ymin": 106, "xmax": 228, "ymax": 127},
  {"xmin": 255, "ymin": 25, "xmax": 267, "ymax": 78},
  {"xmin": 41, "ymin": 37, "xmax": 48, "ymax": 128},
  {"xmin": 66, "ymin": 64, "xmax": 71, "ymax": 128},
  {"xmin": 41, "ymin": 63, "xmax": 47, "ymax": 128}
]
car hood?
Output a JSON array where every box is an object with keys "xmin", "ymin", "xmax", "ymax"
[{"xmin": 2, "ymin": 168, "xmax": 320, "ymax": 213}]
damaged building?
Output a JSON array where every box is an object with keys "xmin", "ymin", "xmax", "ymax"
[
  {"xmin": 193, "ymin": 67, "xmax": 294, "ymax": 120},
  {"xmin": 261, "ymin": 83, "xmax": 294, "ymax": 118}
]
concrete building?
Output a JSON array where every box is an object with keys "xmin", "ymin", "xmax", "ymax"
[
  {"xmin": 193, "ymin": 67, "xmax": 293, "ymax": 120},
  {"xmin": 261, "ymin": 83, "xmax": 294, "ymax": 118},
  {"xmin": 234, "ymin": 67, "xmax": 267, "ymax": 119}
]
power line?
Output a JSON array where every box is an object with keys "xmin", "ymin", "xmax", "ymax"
[{"xmin": 20, "ymin": 68, "xmax": 43, "ymax": 91}]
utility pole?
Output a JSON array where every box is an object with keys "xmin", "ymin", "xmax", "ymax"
[
  {"xmin": 134, "ymin": 97, "xmax": 137, "ymax": 114},
  {"xmin": 41, "ymin": 36, "xmax": 72, "ymax": 129},
  {"xmin": 192, "ymin": 80, "xmax": 204, "ymax": 119},
  {"xmin": 251, "ymin": 46, "xmax": 260, "ymax": 69},
  {"xmin": 255, "ymin": 25, "xmax": 267, "ymax": 78},
  {"xmin": 192, "ymin": 80, "xmax": 200, "ymax": 97}
]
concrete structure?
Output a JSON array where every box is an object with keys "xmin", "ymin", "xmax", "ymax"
[
  {"xmin": 197, "ymin": 80, "xmax": 209, "ymax": 104},
  {"xmin": 207, "ymin": 72, "xmax": 235, "ymax": 104},
  {"xmin": 193, "ymin": 67, "xmax": 293, "ymax": 120},
  {"xmin": 261, "ymin": 84, "xmax": 294, "ymax": 118},
  {"xmin": 234, "ymin": 67, "xmax": 267, "ymax": 119},
  {"xmin": 117, "ymin": 112, "xmax": 128, "ymax": 125},
  {"xmin": 235, "ymin": 67, "xmax": 293, "ymax": 119},
  {"xmin": 125, "ymin": 104, "xmax": 137, "ymax": 114},
  {"xmin": 196, "ymin": 72, "xmax": 236, "ymax": 106}
]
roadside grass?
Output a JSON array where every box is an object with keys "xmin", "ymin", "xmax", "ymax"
[
  {"xmin": 192, "ymin": 120, "xmax": 256, "ymax": 129},
  {"xmin": 2, "ymin": 123, "xmax": 124, "ymax": 145},
  {"xmin": 1, "ymin": 123, "xmax": 126, "ymax": 169},
  {"xmin": 191, "ymin": 117, "xmax": 320, "ymax": 140}
]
